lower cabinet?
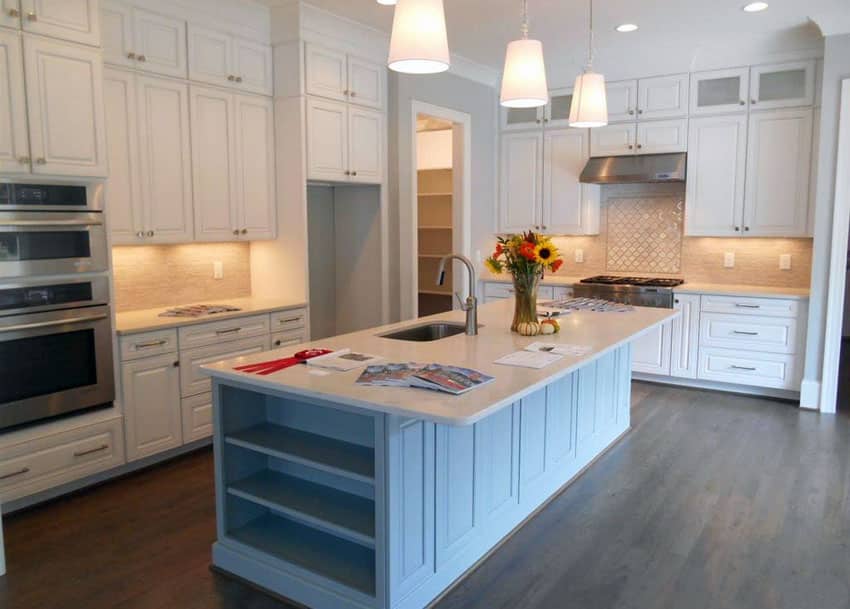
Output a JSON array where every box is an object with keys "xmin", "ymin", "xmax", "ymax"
[
  {"xmin": 670, "ymin": 294, "xmax": 700, "ymax": 379},
  {"xmin": 631, "ymin": 321, "xmax": 672, "ymax": 376},
  {"xmin": 181, "ymin": 392, "xmax": 213, "ymax": 443},
  {"xmin": 179, "ymin": 334, "xmax": 271, "ymax": 397}
]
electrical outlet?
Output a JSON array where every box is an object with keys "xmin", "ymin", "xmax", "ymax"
[
  {"xmin": 213, "ymin": 261, "xmax": 223, "ymax": 279},
  {"xmin": 779, "ymin": 254, "xmax": 792, "ymax": 270},
  {"xmin": 724, "ymin": 252, "xmax": 735, "ymax": 268},
  {"xmin": 575, "ymin": 249, "xmax": 584, "ymax": 263}
]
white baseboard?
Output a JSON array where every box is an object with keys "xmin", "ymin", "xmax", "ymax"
[
  {"xmin": 799, "ymin": 379, "xmax": 822, "ymax": 410},
  {"xmin": 632, "ymin": 373, "xmax": 801, "ymax": 402}
]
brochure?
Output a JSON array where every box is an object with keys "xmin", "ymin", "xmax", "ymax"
[
  {"xmin": 356, "ymin": 363, "xmax": 494, "ymax": 395},
  {"xmin": 306, "ymin": 348, "xmax": 383, "ymax": 371},
  {"xmin": 494, "ymin": 350, "xmax": 563, "ymax": 369},
  {"xmin": 524, "ymin": 342, "xmax": 594, "ymax": 357},
  {"xmin": 356, "ymin": 363, "xmax": 426, "ymax": 387}
]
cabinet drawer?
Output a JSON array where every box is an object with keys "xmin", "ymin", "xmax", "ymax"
[
  {"xmin": 180, "ymin": 334, "xmax": 271, "ymax": 397},
  {"xmin": 271, "ymin": 329, "xmax": 307, "ymax": 349},
  {"xmin": 181, "ymin": 393, "xmax": 212, "ymax": 443},
  {"xmin": 699, "ymin": 295, "xmax": 799, "ymax": 318},
  {"xmin": 178, "ymin": 314, "xmax": 270, "ymax": 349},
  {"xmin": 697, "ymin": 347, "xmax": 799, "ymax": 390},
  {"xmin": 0, "ymin": 418, "xmax": 124, "ymax": 501},
  {"xmin": 120, "ymin": 329, "xmax": 178, "ymax": 361},
  {"xmin": 700, "ymin": 313, "xmax": 798, "ymax": 354},
  {"xmin": 484, "ymin": 283, "xmax": 515, "ymax": 301},
  {"xmin": 270, "ymin": 308, "xmax": 308, "ymax": 332}
]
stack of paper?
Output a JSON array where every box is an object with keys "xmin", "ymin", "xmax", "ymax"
[
  {"xmin": 356, "ymin": 363, "xmax": 495, "ymax": 395},
  {"xmin": 306, "ymin": 349, "xmax": 383, "ymax": 371}
]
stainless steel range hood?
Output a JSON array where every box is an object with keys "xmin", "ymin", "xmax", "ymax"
[{"xmin": 579, "ymin": 152, "xmax": 686, "ymax": 184}]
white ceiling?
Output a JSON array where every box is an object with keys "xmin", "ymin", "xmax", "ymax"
[{"xmin": 257, "ymin": 0, "xmax": 846, "ymax": 85}]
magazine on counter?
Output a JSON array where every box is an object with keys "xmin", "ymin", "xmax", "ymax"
[
  {"xmin": 306, "ymin": 348, "xmax": 384, "ymax": 371},
  {"xmin": 356, "ymin": 363, "xmax": 494, "ymax": 395}
]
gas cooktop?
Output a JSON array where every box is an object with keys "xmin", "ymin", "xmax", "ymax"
[{"xmin": 579, "ymin": 275, "xmax": 685, "ymax": 288}]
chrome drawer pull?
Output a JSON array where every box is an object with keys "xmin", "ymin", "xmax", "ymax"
[
  {"xmin": 280, "ymin": 317, "xmax": 302, "ymax": 324},
  {"xmin": 74, "ymin": 444, "xmax": 109, "ymax": 458},
  {"xmin": 734, "ymin": 303, "xmax": 761, "ymax": 309},
  {"xmin": 135, "ymin": 339, "xmax": 168, "ymax": 349},
  {"xmin": 729, "ymin": 365, "xmax": 757, "ymax": 371},
  {"xmin": 732, "ymin": 331, "xmax": 759, "ymax": 336},
  {"xmin": 0, "ymin": 467, "xmax": 30, "ymax": 481},
  {"xmin": 216, "ymin": 327, "xmax": 242, "ymax": 335}
]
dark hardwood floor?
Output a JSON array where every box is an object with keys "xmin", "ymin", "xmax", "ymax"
[{"xmin": 2, "ymin": 383, "xmax": 850, "ymax": 609}]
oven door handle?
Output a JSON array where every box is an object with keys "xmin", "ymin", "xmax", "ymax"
[
  {"xmin": 0, "ymin": 313, "xmax": 108, "ymax": 333},
  {"xmin": 0, "ymin": 219, "xmax": 103, "ymax": 227}
]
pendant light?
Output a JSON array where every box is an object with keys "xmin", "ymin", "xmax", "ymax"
[
  {"xmin": 500, "ymin": 0, "xmax": 548, "ymax": 108},
  {"xmin": 569, "ymin": 0, "xmax": 608, "ymax": 128},
  {"xmin": 388, "ymin": 0, "xmax": 450, "ymax": 74}
]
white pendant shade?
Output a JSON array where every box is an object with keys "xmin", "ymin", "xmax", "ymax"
[
  {"xmin": 569, "ymin": 71, "xmax": 608, "ymax": 128},
  {"xmin": 500, "ymin": 38, "xmax": 548, "ymax": 108},
  {"xmin": 388, "ymin": 0, "xmax": 450, "ymax": 74}
]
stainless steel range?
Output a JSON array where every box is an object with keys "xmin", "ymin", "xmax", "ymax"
[{"xmin": 572, "ymin": 275, "xmax": 685, "ymax": 309}]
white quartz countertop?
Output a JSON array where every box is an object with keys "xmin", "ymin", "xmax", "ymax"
[
  {"xmin": 482, "ymin": 274, "xmax": 809, "ymax": 299},
  {"xmin": 115, "ymin": 297, "xmax": 308, "ymax": 335},
  {"xmin": 202, "ymin": 299, "xmax": 676, "ymax": 426}
]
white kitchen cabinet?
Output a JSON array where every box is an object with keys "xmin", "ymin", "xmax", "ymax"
[
  {"xmin": 103, "ymin": 67, "xmax": 144, "ymax": 243},
  {"xmin": 635, "ymin": 119, "xmax": 688, "ymax": 154},
  {"xmin": 670, "ymin": 294, "xmax": 699, "ymax": 379},
  {"xmin": 181, "ymin": 393, "xmax": 212, "ymax": 442},
  {"xmin": 180, "ymin": 334, "xmax": 270, "ymax": 398},
  {"xmin": 636, "ymin": 74, "xmax": 689, "ymax": 120},
  {"xmin": 234, "ymin": 94, "xmax": 276, "ymax": 239},
  {"xmin": 589, "ymin": 123, "xmax": 636, "ymax": 156},
  {"xmin": 348, "ymin": 105, "xmax": 383, "ymax": 183},
  {"xmin": 499, "ymin": 131, "xmax": 542, "ymax": 232},
  {"xmin": 18, "ymin": 0, "xmax": 99, "ymax": 46},
  {"xmin": 305, "ymin": 43, "xmax": 384, "ymax": 110},
  {"xmin": 749, "ymin": 60, "xmax": 815, "ymax": 111},
  {"xmin": 121, "ymin": 352, "xmax": 182, "ymax": 462},
  {"xmin": 307, "ymin": 96, "xmax": 348, "ymax": 181},
  {"xmin": 743, "ymin": 108, "xmax": 812, "ymax": 236},
  {"xmin": 605, "ymin": 79, "xmax": 638, "ymax": 123},
  {"xmin": 0, "ymin": 0, "xmax": 20, "ymax": 29},
  {"xmin": 23, "ymin": 35, "xmax": 107, "ymax": 177},
  {"xmin": 690, "ymin": 67, "xmax": 749, "ymax": 116},
  {"xmin": 136, "ymin": 74, "xmax": 194, "ymax": 243},
  {"xmin": 187, "ymin": 24, "xmax": 272, "ymax": 96},
  {"xmin": 271, "ymin": 329, "xmax": 307, "ymax": 349},
  {"xmin": 0, "ymin": 28, "xmax": 29, "ymax": 174},
  {"xmin": 500, "ymin": 88, "xmax": 573, "ymax": 131},
  {"xmin": 501, "ymin": 105, "xmax": 544, "ymax": 131},
  {"xmin": 102, "ymin": 3, "xmax": 186, "ymax": 78},
  {"xmin": 631, "ymin": 321, "xmax": 672, "ymax": 376},
  {"xmin": 685, "ymin": 114, "xmax": 748, "ymax": 236},
  {"xmin": 542, "ymin": 128, "xmax": 596, "ymax": 234}
]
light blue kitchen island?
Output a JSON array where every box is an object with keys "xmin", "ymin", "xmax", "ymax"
[{"xmin": 202, "ymin": 299, "xmax": 676, "ymax": 609}]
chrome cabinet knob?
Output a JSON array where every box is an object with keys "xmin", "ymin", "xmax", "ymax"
[
  {"xmin": 734, "ymin": 226, "xmax": 740, "ymax": 231},
  {"xmin": 26, "ymin": 11, "xmax": 35, "ymax": 21},
  {"xmin": 751, "ymin": 99, "xmax": 757, "ymax": 104},
  {"xmin": 628, "ymin": 109, "xmax": 634, "ymax": 115},
  {"xmin": 227, "ymin": 75, "xmax": 236, "ymax": 82},
  {"xmin": 739, "ymin": 100, "xmax": 746, "ymax": 105},
  {"xmin": 146, "ymin": 230, "xmax": 154, "ymax": 237},
  {"xmin": 350, "ymin": 90, "xmax": 356, "ymax": 97},
  {"xmin": 233, "ymin": 229, "xmax": 240, "ymax": 235},
  {"xmin": 127, "ymin": 52, "xmax": 136, "ymax": 60},
  {"xmin": 241, "ymin": 228, "xmax": 247, "ymax": 235},
  {"xmin": 137, "ymin": 55, "xmax": 146, "ymax": 62},
  {"xmin": 7, "ymin": 8, "xmax": 19, "ymax": 17},
  {"xmin": 744, "ymin": 226, "xmax": 750, "ymax": 232},
  {"xmin": 636, "ymin": 144, "xmax": 643, "ymax": 149},
  {"xmin": 351, "ymin": 171, "xmax": 357, "ymax": 176},
  {"xmin": 136, "ymin": 231, "xmax": 144, "ymax": 238},
  {"xmin": 637, "ymin": 109, "xmax": 643, "ymax": 115},
  {"xmin": 235, "ymin": 76, "xmax": 243, "ymax": 83},
  {"xmin": 628, "ymin": 144, "xmax": 634, "ymax": 150},
  {"xmin": 344, "ymin": 170, "xmax": 351, "ymax": 176}
]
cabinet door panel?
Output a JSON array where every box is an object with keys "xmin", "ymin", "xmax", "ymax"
[
  {"xmin": 743, "ymin": 108, "xmax": 812, "ymax": 237},
  {"xmin": 684, "ymin": 115, "xmax": 747, "ymax": 236},
  {"xmin": 670, "ymin": 294, "xmax": 699, "ymax": 379},
  {"xmin": 20, "ymin": 0, "xmax": 99, "ymax": 47},
  {"xmin": 636, "ymin": 118, "xmax": 688, "ymax": 154},
  {"xmin": 501, "ymin": 105, "xmax": 543, "ymax": 131},
  {"xmin": 750, "ymin": 60, "xmax": 815, "ymax": 111},
  {"xmin": 546, "ymin": 87, "xmax": 574, "ymax": 128},
  {"xmin": 632, "ymin": 321, "xmax": 672, "ymax": 376},
  {"xmin": 347, "ymin": 55, "xmax": 384, "ymax": 109},
  {"xmin": 348, "ymin": 106, "xmax": 383, "ymax": 184},
  {"xmin": 499, "ymin": 132, "xmax": 542, "ymax": 232},
  {"xmin": 133, "ymin": 8, "xmax": 186, "ymax": 78},
  {"xmin": 435, "ymin": 424, "xmax": 476, "ymax": 567},
  {"xmin": 104, "ymin": 67, "xmax": 144, "ymax": 244},
  {"xmin": 232, "ymin": 38, "xmax": 273, "ymax": 96},
  {"xmin": 605, "ymin": 79, "xmax": 637, "ymax": 122},
  {"xmin": 306, "ymin": 97, "xmax": 347, "ymax": 181},
  {"xmin": 637, "ymin": 74, "xmax": 689, "ymax": 120},
  {"xmin": 180, "ymin": 335, "xmax": 270, "ymax": 398},
  {"xmin": 235, "ymin": 94, "xmax": 276, "ymax": 239},
  {"xmin": 589, "ymin": 123, "xmax": 635, "ymax": 156},
  {"xmin": 305, "ymin": 43, "xmax": 347, "ymax": 101},
  {"xmin": 542, "ymin": 128, "xmax": 589, "ymax": 234},
  {"xmin": 690, "ymin": 67, "xmax": 749, "ymax": 115},
  {"xmin": 101, "ymin": 0, "xmax": 135, "ymax": 68},
  {"xmin": 122, "ymin": 353, "xmax": 181, "ymax": 462},
  {"xmin": 187, "ymin": 24, "xmax": 232, "ymax": 88},
  {"xmin": 0, "ymin": 29, "xmax": 30, "ymax": 174},
  {"xmin": 23, "ymin": 36, "xmax": 107, "ymax": 177},
  {"xmin": 136, "ymin": 76, "xmax": 193, "ymax": 242},
  {"xmin": 190, "ymin": 85, "xmax": 237, "ymax": 241}
]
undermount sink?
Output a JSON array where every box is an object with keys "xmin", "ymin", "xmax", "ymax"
[{"xmin": 379, "ymin": 321, "xmax": 477, "ymax": 342}]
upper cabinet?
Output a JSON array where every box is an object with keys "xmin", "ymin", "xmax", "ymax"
[
  {"xmin": 101, "ymin": 1, "xmax": 187, "ymax": 78},
  {"xmin": 589, "ymin": 119, "xmax": 687, "ymax": 157},
  {"xmin": 605, "ymin": 79, "xmax": 638, "ymax": 123},
  {"xmin": 0, "ymin": 28, "xmax": 30, "ymax": 174},
  {"xmin": 501, "ymin": 87, "xmax": 574, "ymax": 131},
  {"xmin": 305, "ymin": 43, "xmax": 384, "ymax": 110},
  {"xmin": 691, "ymin": 61, "xmax": 815, "ymax": 116},
  {"xmin": 606, "ymin": 74, "xmax": 689, "ymax": 122},
  {"xmin": 187, "ymin": 24, "xmax": 272, "ymax": 96},
  {"xmin": 0, "ymin": 0, "xmax": 100, "ymax": 46}
]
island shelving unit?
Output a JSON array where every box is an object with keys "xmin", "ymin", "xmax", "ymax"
[{"xmin": 205, "ymin": 300, "xmax": 677, "ymax": 609}]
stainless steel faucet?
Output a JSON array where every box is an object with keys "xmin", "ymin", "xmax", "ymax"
[{"xmin": 436, "ymin": 254, "xmax": 478, "ymax": 336}]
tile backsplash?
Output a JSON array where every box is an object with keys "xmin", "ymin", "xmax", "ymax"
[
  {"xmin": 112, "ymin": 243, "xmax": 252, "ymax": 312},
  {"xmin": 548, "ymin": 184, "xmax": 812, "ymax": 288}
]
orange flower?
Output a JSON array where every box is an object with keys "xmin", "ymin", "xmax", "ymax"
[
  {"xmin": 551, "ymin": 259, "xmax": 563, "ymax": 273},
  {"xmin": 494, "ymin": 243, "xmax": 503, "ymax": 256},
  {"xmin": 518, "ymin": 242, "xmax": 536, "ymax": 261}
]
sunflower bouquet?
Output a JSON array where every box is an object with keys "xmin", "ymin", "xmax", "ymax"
[{"xmin": 484, "ymin": 232, "xmax": 564, "ymax": 334}]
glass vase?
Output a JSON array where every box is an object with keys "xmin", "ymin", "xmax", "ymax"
[{"xmin": 511, "ymin": 271, "xmax": 541, "ymax": 332}]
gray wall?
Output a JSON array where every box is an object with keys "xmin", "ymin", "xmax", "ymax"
[
  {"xmin": 803, "ymin": 34, "xmax": 850, "ymax": 405},
  {"xmin": 388, "ymin": 71, "xmax": 498, "ymax": 322}
]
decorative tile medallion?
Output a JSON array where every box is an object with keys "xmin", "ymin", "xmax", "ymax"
[{"xmin": 606, "ymin": 197, "xmax": 683, "ymax": 273}]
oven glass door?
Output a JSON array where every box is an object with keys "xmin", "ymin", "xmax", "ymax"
[
  {"xmin": 0, "ymin": 305, "xmax": 115, "ymax": 431},
  {"xmin": 0, "ymin": 212, "xmax": 108, "ymax": 277}
]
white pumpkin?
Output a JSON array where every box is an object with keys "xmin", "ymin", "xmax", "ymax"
[{"xmin": 539, "ymin": 323, "xmax": 556, "ymax": 335}]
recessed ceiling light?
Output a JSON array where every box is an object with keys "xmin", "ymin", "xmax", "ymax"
[
  {"xmin": 615, "ymin": 23, "xmax": 638, "ymax": 32},
  {"xmin": 743, "ymin": 2, "xmax": 769, "ymax": 12}
]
